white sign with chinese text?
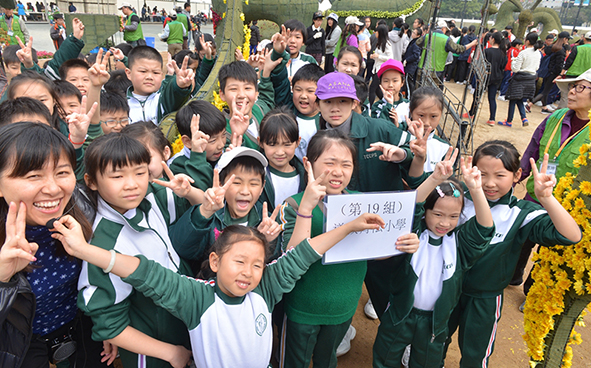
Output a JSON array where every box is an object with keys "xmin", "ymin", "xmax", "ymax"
[{"xmin": 323, "ymin": 191, "xmax": 417, "ymax": 264}]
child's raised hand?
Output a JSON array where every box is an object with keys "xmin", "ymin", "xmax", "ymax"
[
  {"xmin": 109, "ymin": 47, "xmax": 125, "ymax": 61},
  {"xmin": 201, "ymin": 169, "xmax": 235, "ymax": 216},
  {"xmin": 72, "ymin": 17, "xmax": 85, "ymax": 40},
  {"xmin": 88, "ymin": 48, "xmax": 111, "ymax": 87},
  {"xmin": 530, "ymin": 154, "xmax": 557, "ymax": 201},
  {"xmin": 271, "ymin": 25, "xmax": 289, "ymax": 54},
  {"xmin": 408, "ymin": 119, "xmax": 433, "ymax": 162},
  {"xmin": 431, "ymin": 146, "xmax": 458, "ymax": 182},
  {"xmin": 67, "ymin": 95, "xmax": 98, "ymax": 148},
  {"xmin": 51, "ymin": 215, "xmax": 89, "ymax": 258},
  {"xmin": 166, "ymin": 52, "xmax": 176, "ymax": 75},
  {"xmin": 395, "ymin": 233, "xmax": 420, "ymax": 253},
  {"xmin": 262, "ymin": 48, "xmax": 282, "ymax": 79},
  {"xmin": 173, "ymin": 55, "xmax": 195, "ymax": 89},
  {"xmin": 388, "ymin": 108, "xmax": 399, "ymax": 127},
  {"xmin": 100, "ymin": 341, "xmax": 118, "ymax": 366},
  {"xmin": 234, "ymin": 47, "xmax": 245, "ymax": 61},
  {"xmin": 257, "ymin": 202, "xmax": 282, "ymax": 242},
  {"xmin": 300, "ymin": 161, "xmax": 328, "ymax": 215},
  {"xmin": 380, "ymin": 85, "xmax": 394, "ymax": 105},
  {"xmin": 226, "ymin": 132, "xmax": 243, "ymax": 152},
  {"xmin": 15, "ymin": 36, "xmax": 34, "ymax": 68},
  {"xmin": 199, "ymin": 34, "xmax": 213, "ymax": 59},
  {"xmin": 461, "ymin": 156, "xmax": 482, "ymax": 190},
  {"xmin": 246, "ymin": 52, "xmax": 261, "ymax": 68},
  {"xmin": 152, "ymin": 162, "xmax": 195, "ymax": 198},
  {"xmin": 229, "ymin": 99, "xmax": 250, "ymax": 137},
  {"xmin": 189, "ymin": 114, "xmax": 210, "ymax": 153},
  {"xmin": 346, "ymin": 213, "xmax": 385, "ymax": 233},
  {"xmin": 0, "ymin": 202, "xmax": 38, "ymax": 283},
  {"xmin": 367, "ymin": 142, "xmax": 405, "ymax": 162}
]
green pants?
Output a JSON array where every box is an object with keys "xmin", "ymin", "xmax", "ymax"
[
  {"xmin": 280, "ymin": 315, "xmax": 352, "ymax": 368},
  {"xmin": 373, "ymin": 308, "xmax": 445, "ymax": 368},
  {"xmin": 443, "ymin": 293, "xmax": 503, "ymax": 368}
]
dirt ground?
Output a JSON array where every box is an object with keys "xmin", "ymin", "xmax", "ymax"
[{"xmin": 332, "ymin": 81, "xmax": 591, "ymax": 368}]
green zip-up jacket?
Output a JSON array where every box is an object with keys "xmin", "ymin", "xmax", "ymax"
[
  {"xmin": 460, "ymin": 190, "xmax": 575, "ymax": 297},
  {"xmin": 278, "ymin": 191, "xmax": 367, "ymax": 325},
  {"xmin": 26, "ymin": 34, "xmax": 85, "ymax": 81},
  {"xmin": 57, "ymin": 120, "xmax": 103, "ymax": 182},
  {"xmin": 192, "ymin": 56, "xmax": 216, "ymax": 97},
  {"xmin": 126, "ymin": 75, "xmax": 191, "ymax": 125},
  {"xmin": 259, "ymin": 156, "xmax": 307, "ymax": 214},
  {"xmin": 78, "ymin": 184, "xmax": 196, "ymax": 367},
  {"xmin": 346, "ymin": 112, "xmax": 413, "ymax": 192},
  {"xmin": 370, "ymin": 95, "xmax": 410, "ymax": 131},
  {"xmin": 384, "ymin": 202, "xmax": 494, "ymax": 341},
  {"xmin": 171, "ymin": 202, "xmax": 265, "ymax": 262},
  {"xmin": 168, "ymin": 147, "xmax": 218, "ymax": 191}
]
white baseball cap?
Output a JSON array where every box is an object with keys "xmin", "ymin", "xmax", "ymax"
[
  {"xmin": 118, "ymin": 2, "xmax": 132, "ymax": 9},
  {"xmin": 549, "ymin": 29, "xmax": 559, "ymax": 35},
  {"xmin": 345, "ymin": 16, "xmax": 363, "ymax": 26},
  {"xmin": 437, "ymin": 19, "xmax": 448, "ymax": 29},
  {"xmin": 585, "ymin": 31, "xmax": 591, "ymax": 40},
  {"xmin": 215, "ymin": 146, "xmax": 268, "ymax": 172}
]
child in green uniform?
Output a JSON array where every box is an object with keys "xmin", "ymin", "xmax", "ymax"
[
  {"xmin": 442, "ymin": 141, "xmax": 581, "ymax": 368},
  {"xmin": 257, "ymin": 107, "xmax": 306, "ymax": 214},
  {"xmin": 172, "ymin": 147, "xmax": 282, "ymax": 266},
  {"xmin": 373, "ymin": 153, "xmax": 495, "ymax": 368},
  {"xmin": 370, "ymin": 59, "xmax": 410, "ymax": 129},
  {"xmin": 78, "ymin": 133, "xmax": 204, "ymax": 368},
  {"xmin": 278, "ymin": 130, "xmax": 421, "ymax": 368},
  {"xmin": 168, "ymin": 100, "xmax": 227, "ymax": 190},
  {"xmin": 53, "ymin": 212, "xmax": 385, "ymax": 368}
]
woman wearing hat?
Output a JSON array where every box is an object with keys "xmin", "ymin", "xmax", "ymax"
[
  {"xmin": 324, "ymin": 13, "xmax": 341, "ymax": 72},
  {"xmin": 512, "ymin": 67, "xmax": 591, "ymax": 295}
]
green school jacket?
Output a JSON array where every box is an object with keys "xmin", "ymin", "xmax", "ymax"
[
  {"xmin": 25, "ymin": 34, "xmax": 85, "ymax": 81},
  {"xmin": 168, "ymin": 148, "xmax": 216, "ymax": 192},
  {"xmin": 370, "ymin": 95, "xmax": 410, "ymax": 131},
  {"xmin": 384, "ymin": 202, "xmax": 494, "ymax": 341},
  {"xmin": 78, "ymin": 184, "xmax": 195, "ymax": 367},
  {"xmin": 191, "ymin": 56, "xmax": 216, "ymax": 97},
  {"xmin": 259, "ymin": 156, "xmax": 307, "ymax": 213},
  {"xmin": 347, "ymin": 112, "xmax": 413, "ymax": 192},
  {"xmin": 460, "ymin": 190, "xmax": 575, "ymax": 297},
  {"xmin": 269, "ymin": 50, "xmax": 296, "ymax": 109},
  {"xmin": 278, "ymin": 191, "xmax": 367, "ymax": 325}
]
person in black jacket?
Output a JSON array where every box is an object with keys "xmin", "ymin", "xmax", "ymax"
[
  {"xmin": 403, "ymin": 26, "xmax": 422, "ymax": 93},
  {"xmin": 531, "ymin": 32, "xmax": 570, "ymax": 113},
  {"xmin": 249, "ymin": 20, "xmax": 260, "ymax": 56},
  {"xmin": 305, "ymin": 11, "xmax": 325, "ymax": 65}
]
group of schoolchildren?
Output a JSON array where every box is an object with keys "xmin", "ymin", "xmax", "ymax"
[{"xmin": 0, "ymin": 12, "xmax": 584, "ymax": 368}]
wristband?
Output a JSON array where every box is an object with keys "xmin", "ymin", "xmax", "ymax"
[
  {"xmin": 68, "ymin": 134, "xmax": 86, "ymax": 146},
  {"xmin": 103, "ymin": 249, "xmax": 117, "ymax": 273},
  {"xmin": 295, "ymin": 210, "xmax": 313, "ymax": 219}
]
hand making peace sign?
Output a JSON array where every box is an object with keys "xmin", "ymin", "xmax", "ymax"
[
  {"xmin": 0, "ymin": 202, "xmax": 38, "ymax": 283},
  {"xmin": 200, "ymin": 169, "xmax": 236, "ymax": 218},
  {"xmin": 257, "ymin": 202, "xmax": 281, "ymax": 242}
]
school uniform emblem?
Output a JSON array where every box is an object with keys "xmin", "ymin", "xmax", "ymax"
[{"xmin": 255, "ymin": 313, "xmax": 267, "ymax": 336}]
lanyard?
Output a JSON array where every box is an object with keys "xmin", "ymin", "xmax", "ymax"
[{"xmin": 544, "ymin": 112, "xmax": 591, "ymax": 159}]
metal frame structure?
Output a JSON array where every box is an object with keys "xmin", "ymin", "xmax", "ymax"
[{"xmin": 417, "ymin": 0, "xmax": 491, "ymax": 161}]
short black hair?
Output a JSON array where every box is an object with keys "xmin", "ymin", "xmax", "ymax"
[
  {"xmin": 218, "ymin": 61, "xmax": 258, "ymax": 93},
  {"xmin": 505, "ymin": 25, "xmax": 513, "ymax": 31},
  {"xmin": 53, "ymin": 80, "xmax": 82, "ymax": 101},
  {"xmin": 114, "ymin": 42, "xmax": 133, "ymax": 57},
  {"xmin": 100, "ymin": 90, "xmax": 129, "ymax": 115},
  {"xmin": 526, "ymin": 32, "xmax": 539, "ymax": 47},
  {"xmin": 174, "ymin": 49, "xmax": 199, "ymax": 68},
  {"xmin": 283, "ymin": 19, "xmax": 307, "ymax": 40},
  {"xmin": 184, "ymin": 2, "xmax": 190, "ymax": 8},
  {"xmin": 128, "ymin": 45, "xmax": 163, "ymax": 69},
  {"xmin": 104, "ymin": 70, "xmax": 132, "ymax": 95},
  {"xmin": 176, "ymin": 100, "xmax": 226, "ymax": 138},
  {"xmin": 259, "ymin": 106, "xmax": 298, "ymax": 145},
  {"xmin": 0, "ymin": 97, "xmax": 52, "ymax": 126},
  {"xmin": 351, "ymin": 74, "xmax": 368, "ymax": 104},
  {"xmin": 292, "ymin": 63, "xmax": 325, "ymax": 88},
  {"xmin": 85, "ymin": 133, "xmax": 151, "ymax": 183},
  {"xmin": 219, "ymin": 155, "xmax": 266, "ymax": 184},
  {"xmin": 58, "ymin": 58, "xmax": 89, "ymax": 80},
  {"xmin": 414, "ymin": 17, "xmax": 424, "ymax": 26},
  {"xmin": 120, "ymin": 121, "xmax": 171, "ymax": 156}
]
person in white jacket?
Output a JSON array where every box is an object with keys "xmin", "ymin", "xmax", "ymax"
[
  {"xmin": 388, "ymin": 17, "xmax": 408, "ymax": 62},
  {"xmin": 369, "ymin": 24, "xmax": 393, "ymax": 103},
  {"xmin": 324, "ymin": 13, "xmax": 341, "ymax": 72}
]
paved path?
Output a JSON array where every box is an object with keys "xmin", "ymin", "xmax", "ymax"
[{"xmin": 22, "ymin": 20, "xmax": 214, "ymax": 53}]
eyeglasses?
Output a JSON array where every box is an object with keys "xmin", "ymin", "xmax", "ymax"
[
  {"xmin": 567, "ymin": 83, "xmax": 591, "ymax": 93},
  {"xmin": 100, "ymin": 118, "xmax": 130, "ymax": 128}
]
